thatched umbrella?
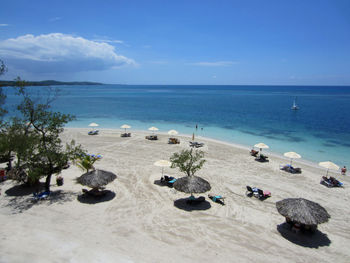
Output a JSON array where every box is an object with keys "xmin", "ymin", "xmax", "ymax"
[
  {"xmin": 77, "ymin": 169, "xmax": 117, "ymax": 189},
  {"xmin": 276, "ymin": 198, "xmax": 330, "ymax": 225},
  {"xmin": 173, "ymin": 175, "xmax": 211, "ymax": 195}
]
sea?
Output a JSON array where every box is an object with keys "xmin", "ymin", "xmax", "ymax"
[{"xmin": 3, "ymin": 85, "xmax": 350, "ymax": 167}]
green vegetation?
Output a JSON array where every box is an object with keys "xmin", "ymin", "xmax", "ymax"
[
  {"xmin": 170, "ymin": 149, "xmax": 206, "ymax": 176},
  {"xmin": 0, "ymin": 79, "xmax": 104, "ymax": 87},
  {"xmin": 75, "ymin": 154, "xmax": 102, "ymax": 173},
  {"xmin": 0, "ymin": 64, "xmax": 85, "ymax": 191}
]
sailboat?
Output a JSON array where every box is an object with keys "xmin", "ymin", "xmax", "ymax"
[{"xmin": 291, "ymin": 97, "xmax": 299, "ymax": 110}]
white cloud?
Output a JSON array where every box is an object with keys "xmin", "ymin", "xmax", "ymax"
[
  {"xmin": 0, "ymin": 33, "xmax": 135, "ymax": 73},
  {"xmin": 0, "ymin": 24, "xmax": 9, "ymax": 27},
  {"xmin": 93, "ymin": 39, "xmax": 124, "ymax": 44},
  {"xmin": 189, "ymin": 61, "xmax": 238, "ymax": 67}
]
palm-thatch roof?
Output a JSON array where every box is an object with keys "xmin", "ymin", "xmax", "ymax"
[
  {"xmin": 77, "ymin": 169, "xmax": 117, "ymax": 189},
  {"xmin": 276, "ymin": 198, "xmax": 330, "ymax": 225},
  {"xmin": 173, "ymin": 175, "xmax": 211, "ymax": 194}
]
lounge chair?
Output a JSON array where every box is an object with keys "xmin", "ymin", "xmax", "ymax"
[
  {"xmin": 280, "ymin": 164, "xmax": 302, "ymax": 174},
  {"xmin": 246, "ymin": 185, "xmax": 259, "ymax": 197},
  {"xmin": 320, "ymin": 176, "xmax": 343, "ymax": 188},
  {"xmin": 88, "ymin": 130, "xmax": 99, "ymax": 135},
  {"xmin": 255, "ymin": 154, "xmax": 269, "ymax": 162},
  {"xmin": 250, "ymin": 149, "xmax": 259, "ymax": 157},
  {"xmin": 186, "ymin": 195, "xmax": 205, "ymax": 205},
  {"xmin": 189, "ymin": 141, "xmax": 204, "ymax": 148},
  {"xmin": 257, "ymin": 189, "xmax": 271, "ymax": 200},
  {"xmin": 145, "ymin": 135, "xmax": 158, "ymax": 140},
  {"xmin": 208, "ymin": 193, "xmax": 225, "ymax": 205},
  {"xmin": 160, "ymin": 176, "xmax": 176, "ymax": 187},
  {"xmin": 246, "ymin": 186, "xmax": 271, "ymax": 200},
  {"xmin": 168, "ymin": 138, "xmax": 180, "ymax": 144},
  {"xmin": 33, "ymin": 191, "xmax": 50, "ymax": 201}
]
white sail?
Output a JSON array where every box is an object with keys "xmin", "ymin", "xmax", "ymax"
[{"xmin": 291, "ymin": 97, "xmax": 299, "ymax": 110}]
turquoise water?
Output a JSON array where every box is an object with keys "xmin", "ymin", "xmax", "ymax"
[{"xmin": 3, "ymin": 85, "xmax": 350, "ymax": 166}]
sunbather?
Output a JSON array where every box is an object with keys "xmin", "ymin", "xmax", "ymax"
[{"xmin": 208, "ymin": 193, "xmax": 225, "ymax": 205}]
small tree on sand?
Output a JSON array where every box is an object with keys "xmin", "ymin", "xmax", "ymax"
[
  {"xmin": 12, "ymin": 79, "xmax": 84, "ymax": 190},
  {"xmin": 170, "ymin": 149, "xmax": 206, "ymax": 176}
]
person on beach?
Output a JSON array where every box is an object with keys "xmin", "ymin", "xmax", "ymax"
[{"xmin": 341, "ymin": 166, "xmax": 347, "ymax": 175}]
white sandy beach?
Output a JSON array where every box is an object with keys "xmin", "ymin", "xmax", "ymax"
[{"xmin": 0, "ymin": 128, "xmax": 349, "ymax": 263}]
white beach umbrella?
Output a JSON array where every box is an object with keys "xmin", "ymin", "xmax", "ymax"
[
  {"xmin": 154, "ymin": 160, "xmax": 172, "ymax": 177},
  {"xmin": 319, "ymin": 161, "xmax": 339, "ymax": 177},
  {"xmin": 120, "ymin": 124, "xmax": 131, "ymax": 133},
  {"xmin": 168, "ymin": 130, "xmax": 178, "ymax": 136},
  {"xmin": 284, "ymin": 152, "xmax": 301, "ymax": 165},
  {"xmin": 148, "ymin": 126, "xmax": 159, "ymax": 134},
  {"xmin": 88, "ymin": 122, "xmax": 99, "ymax": 128},
  {"xmin": 254, "ymin": 143, "xmax": 269, "ymax": 153}
]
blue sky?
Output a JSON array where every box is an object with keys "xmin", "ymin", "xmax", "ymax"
[{"xmin": 0, "ymin": 0, "xmax": 350, "ymax": 85}]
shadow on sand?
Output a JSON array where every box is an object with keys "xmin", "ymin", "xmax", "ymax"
[
  {"xmin": 77, "ymin": 190, "xmax": 116, "ymax": 204},
  {"xmin": 277, "ymin": 223, "xmax": 331, "ymax": 248},
  {"xmin": 153, "ymin": 180, "xmax": 173, "ymax": 188},
  {"xmin": 174, "ymin": 197, "xmax": 211, "ymax": 212},
  {"xmin": 4, "ymin": 190, "xmax": 76, "ymax": 213},
  {"xmin": 5, "ymin": 182, "xmax": 46, "ymax": 197}
]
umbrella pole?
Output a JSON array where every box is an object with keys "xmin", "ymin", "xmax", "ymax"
[
  {"xmin": 290, "ymin": 158, "xmax": 293, "ymax": 166},
  {"xmin": 326, "ymin": 168, "xmax": 329, "ymax": 177},
  {"xmin": 162, "ymin": 167, "xmax": 164, "ymax": 177}
]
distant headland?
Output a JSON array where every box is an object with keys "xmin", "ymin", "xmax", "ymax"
[{"xmin": 0, "ymin": 80, "xmax": 104, "ymax": 87}]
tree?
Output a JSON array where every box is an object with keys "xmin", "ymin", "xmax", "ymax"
[
  {"xmin": 0, "ymin": 118, "xmax": 38, "ymax": 172},
  {"xmin": 75, "ymin": 154, "xmax": 102, "ymax": 173},
  {"xmin": 10, "ymin": 79, "xmax": 84, "ymax": 190},
  {"xmin": 170, "ymin": 149, "xmax": 206, "ymax": 176},
  {"xmin": 0, "ymin": 59, "xmax": 8, "ymax": 121}
]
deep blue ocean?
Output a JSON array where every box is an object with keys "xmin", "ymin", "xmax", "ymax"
[{"xmin": 3, "ymin": 85, "xmax": 350, "ymax": 167}]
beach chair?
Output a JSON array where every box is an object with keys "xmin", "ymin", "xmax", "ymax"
[
  {"xmin": 33, "ymin": 191, "xmax": 50, "ymax": 201},
  {"xmin": 186, "ymin": 195, "xmax": 205, "ymax": 205},
  {"xmin": 246, "ymin": 185, "xmax": 259, "ymax": 197},
  {"xmin": 167, "ymin": 178, "xmax": 176, "ymax": 187},
  {"xmin": 208, "ymin": 193, "xmax": 225, "ymax": 205},
  {"xmin": 250, "ymin": 149, "xmax": 259, "ymax": 157},
  {"xmin": 88, "ymin": 130, "xmax": 99, "ymax": 135},
  {"xmin": 256, "ymin": 154, "xmax": 268, "ymax": 162},
  {"xmin": 320, "ymin": 176, "xmax": 343, "ymax": 188},
  {"xmin": 121, "ymin": 133, "xmax": 128, "ymax": 137},
  {"xmin": 257, "ymin": 189, "xmax": 271, "ymax": 200}
]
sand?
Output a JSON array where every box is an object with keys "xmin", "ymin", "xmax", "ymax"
[{"xmin": 0, "ymin": 128, "xmax": 349, "ymax": 263}]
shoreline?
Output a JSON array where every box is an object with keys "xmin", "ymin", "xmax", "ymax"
[{"xmin": 71, "ymin": 127, "xmax": 335, "ymax": 174}]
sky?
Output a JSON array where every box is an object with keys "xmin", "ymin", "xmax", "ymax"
[{"xmin": 0, "ymin": 0, "xmax": 350, "ymax": 85}]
